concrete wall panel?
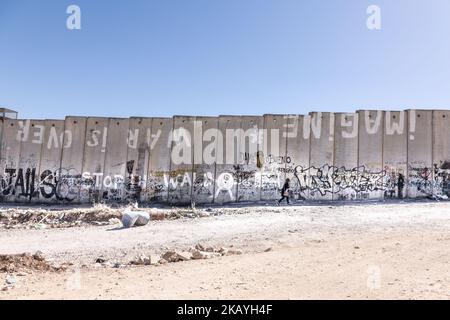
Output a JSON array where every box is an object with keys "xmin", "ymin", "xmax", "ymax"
[
  {"xmin": 383, "ymin": 111, "xmax": 407, "ymax": 199},
  {"xmin": 192, "ymin": 117, "xmax": 217, "ymax": 204},
  {"xmin": 16, "ymin": 120, "xmax": 45, "ymax": 203},
  {"xmin": 59, "ymin": 117, "xmax": 87, "ymax": 203},
  {"xmin": 168, "ymin": 116, "xmax": 195, "ymax": 204},
  {"xmin": 38, "ymin": 120, "xmax": 65, "ymax": 203},
  {"xmin": 80, "ymin": 117, "xmax": 109, "ymax": 203},
  {"xmin": 357, "ymin": 110, "xmax": 384, "ymax": 199},
  {"xmin": 333, "ymin": 113, "xmax": 359, "ymax": 200},
  {"xmin": 236, "ymin": 116, "xmax": 263, "ymax": 202},
  {"xmin": 102, "ymin": 118, "xmax": 129, "ymax": 202},
  {"xmin": 0, "ymin": 120, "xmax": 3, "ymax": 168},
  {"xmin": 308, "ymin": 112, "xmax": 335, "ymax": 200},
  {"xmin": 407, "ymin": 110, "xmax": 433, "ymax": 198},
  {"xmin": 260, "ymin": 115, "xmax": 287, "ymax": 201},
  {"xmin": 0, "ymin": 120, "xmax": 21, "ymax": 202},
  {"xmin": 432, "ymin": 110, "xmax": 450, "ymax": 197},
  {"xmin": 147, "ymin": 118, "xmax": 172, "ymax": 203},
  {"xmin": 284, "ymin": 115, "xmax": 310, "ymax": 201},
  {"xmin": 125, "ymin": 117, "xmax": 152, "ymax": 203},
  {"xmin": 214, "ymin": 116, "xmax": 240, "ymax": 204}
]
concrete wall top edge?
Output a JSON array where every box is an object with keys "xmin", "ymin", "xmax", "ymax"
[
  {"xmin": 283, "ymin": 114, "xmax": 307, "ymax": 117},
  {"xmin": 262, "ymin": 113, "xmax": 291, "ymax": 116},
  {"xmin": 107, "ymin": 117, "xmax": 129, "ymax": 121},
  {"xmin": 151, "ymin": 117, "xmax": 172, "ymax": 120},
  {"xmin": 218, "ymin": 115, "xmax": 243, "ymax": 118},
  {"xmin": 11, "ymin": 110, "xmax": 450, "ymax": 122},
  {"xmin": 128, "ymin": 116, "xmax": 170, "ymax": 120},
  {"xmin": 65, "ymin": 116, "xmax": 88, "ymax": 119},
  {"xmin": 308, "ymin": 111, "xmax": 334, "ymax": 115},
  {"xmin": 85, "ymin": 116, "xmax": 111, "ymax": 120},
  {"xmin": 356, "ymin": 109, "xmax": 387, "ymax": 112},
  {"xmin": 240, "ymin": 115, "xmax": 263, "ymax": 118},
  {"xmin": 195, "ymin": 116, "xmax": 219, "ymax": 119},
  {"xmin": 407, "ymin": 109, "xmax": 449, "ymax": 112},
  {"xmin": 173, "ymin": 115, "xmax": 196, "ymax": 120}
]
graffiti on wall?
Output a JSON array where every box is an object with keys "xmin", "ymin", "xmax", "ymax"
[
  {"xmin": 1, "ymin": 110, "xmax": 449, "ymax": 204},
  {"xmin": 279, "ymin": 165, "xmax": 390, "ymax": 200}
]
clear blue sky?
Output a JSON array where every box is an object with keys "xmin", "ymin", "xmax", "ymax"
[{"xmin": 1, "ymin": 0, "xmax": 450, "ymax": 119}]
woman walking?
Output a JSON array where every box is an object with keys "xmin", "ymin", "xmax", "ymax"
[{"xmin": 277, "ymin": 178, "xmax": 291, "ymax": 205}]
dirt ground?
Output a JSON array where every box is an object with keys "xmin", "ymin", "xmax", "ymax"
[{"xmin": 1, "ymin": 201, "xmax": 450, "ymax": 299}]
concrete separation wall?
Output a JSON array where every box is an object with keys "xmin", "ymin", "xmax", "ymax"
[
  {"xmin": 0, "ymin": 110, "xmax": 448, "ymax": 205},
  {"xmin": 147, "ymin": 117, "xmax": 171, "ymax": 203},
  {"xmin": 285, "ymin": 115, "xmax": 310, "ymax": 201},
  {"xmin": 192, "ymin": 116, "xmax": 217, "ymax": 204},
  {"xmin": 309, "ymin": 112, "xmax": 335, "ymax": 201},
  {"xmin": 333, "ymin": 113, "xmax": 358, "ymax": 201},
  {"xmin": 260, "ymin": 114, "xmax": 286, "ymax": 201},
  {"xmin": 125, "ymin": 117, "xmax": 152, "ymax": 203},
  {"xmin": 383, "ymin": 111, "xmax": 408, "ymax": 199},
  {"xmin": 357, "ymin": 110, "xmax": 384, "ymax": 200}
]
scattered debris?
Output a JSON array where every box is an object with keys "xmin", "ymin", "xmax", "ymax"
[
  {"xmin": 130, "ymin": 254, "xmax": 151, "ymax": 266},
  {"xmin": 109, "ymin": 218, "xmax": 121, "ymax": 225},
  {"xmin": 162, "ymin": 251, "xmax": 192, "ymax": 263},
  {"xmin": 226, "ymin": 249, "xmax": 242, "ymax": 256},
  {"xmin": 191, "ymin": 250, "xmax": 221, "ymax": 260},
  {"xmin": 0, "ymin": 204, "xmax": 223, "ymax": 230},
  {"xmin": 150, "ymin": 212, "xmax": 166, "ymax": 221},
  {"xmin": 161, "ymin": 251, "xmax": 177, "ymax": 262},
  {"xmin": 217, "ymin": 247, "xmax": 228, "ymax": 255},
  {"xmin": 0, "ymin": 204, "xmax": 122, "ymax": 230},
  {"xmin": 124, "ymin": 244, "xmax": 244, "ymax": 266},
  {"xmin": 95, "ymin": 257, "xmax": 107, "ymax": 264},
  {"xmin": 177, "ymin": 252, "xmax": 193, "ymax": 261},
  {"xmin": 190, "ymin": 244, "xmax": 242, "ymax": 259},
  {"xmin": 150, "ymin": 255, "xmax": 161, "ymax": 265},
  {"xmin": 0, "ymin": 252, "xmax": 68, "ymax": 273},
  {"xmin": 5, "ymin": 275, "xmax": 16, "ymax": 285},
  {"xmin": 195, "ymin": 243, "xmax": 206, "ymax": 251},
  {"xmin": 199, "ymin": 212, "xmax": 210, "ymax": 218}
]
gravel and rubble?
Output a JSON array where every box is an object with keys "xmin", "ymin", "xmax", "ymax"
[
  {"xmin": 0, "ymin": 204, "xmax": 223, "ymax": 230},
  {"xmin": 0, "ymin": 201, "xmax": 328, "ymax": 230},
  {"xmin": 90, "ymin": 243, "xmax": 244, "ymax": 269},
  {"xmin": 0, "ymin": 251, "xmax": 70, "ymax": 276},
  {"xmin": 0, "ymin": 204, "xmax": 122, "ymax": 230}
]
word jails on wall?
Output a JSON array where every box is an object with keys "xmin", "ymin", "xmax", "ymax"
[{"xmin": 0, "ymin": 110, "xmax": 449, "ymax": 204}]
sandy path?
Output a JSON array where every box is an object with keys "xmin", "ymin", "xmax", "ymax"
[{"xmin": 2, "ymin": 202, "xmax": 450, "ymax": 299}]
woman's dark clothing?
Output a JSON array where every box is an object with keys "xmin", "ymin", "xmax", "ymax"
[{"xmin": 278, "ymin": 182, "xmax": 290, "ymax": 204}]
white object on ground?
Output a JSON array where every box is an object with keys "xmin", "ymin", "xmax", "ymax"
[{"xmin": 121, "ymin": 209, "xmax": 150, "ymax": 228}]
